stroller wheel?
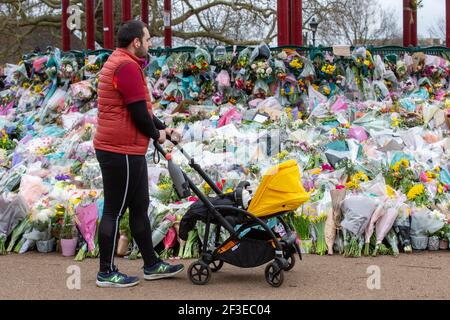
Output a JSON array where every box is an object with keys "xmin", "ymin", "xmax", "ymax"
[
  {"xmin": 283, "ymin": 252, "xmax": 296, "ymax": 271},
  {"xmin": 188, "ymin": 261, "xmax": 211, "ymax": 285},
  {"xmin": 265, "ymin": 263, "xmax": 284, "ymax": 288},
  {"xmin": 209, "ymin": 260, "xmax": 224, "ymax": 272}
]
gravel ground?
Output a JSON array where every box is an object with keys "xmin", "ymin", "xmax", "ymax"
[{"xmin": 1, "ymin": 251, "xmax": 449, "ymax": 300}]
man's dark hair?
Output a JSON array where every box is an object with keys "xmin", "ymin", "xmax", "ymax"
[{"xmin": 117, "ymin": 20, "xmax": 148, "ymax": 48}]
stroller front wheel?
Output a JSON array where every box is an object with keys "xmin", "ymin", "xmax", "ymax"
[
  {"xmin": 188, "ymin": 261, "xmax": 211, "ymax": 285},
  {"xmin": 209, "ymin": 260, "xmax": 224, "ymax": 272},
  {"xmin": 283, "ymin": 252, "xmax": 296, "ymax": 271},
  {"xmin": 265, "ymin": 262, "xmax": 284, "ymax": 287}
]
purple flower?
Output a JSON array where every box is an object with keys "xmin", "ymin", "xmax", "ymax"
[
  {"xmin": 6, "ymin": 126, "xmax": 15, "ymax": 134},
  {"xmin": 55, "ymin": 174, "xmax": 71, "ymax": 181}
]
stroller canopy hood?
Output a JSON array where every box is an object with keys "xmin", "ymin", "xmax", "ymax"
[{"xmin": 248, "ymin": 160, "xmax": 310, "ymax": 217}]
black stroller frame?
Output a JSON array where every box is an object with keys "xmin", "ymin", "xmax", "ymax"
[{"xmin": 153, "ymin": 138, "xmax": 302, "ymax": 287}]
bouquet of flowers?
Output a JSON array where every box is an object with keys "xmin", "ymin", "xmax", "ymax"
[
  {"xmin": 251, "ymin": 59, "xmax": 272, "ymax": 80},
  {"xmin": 154, "ymin": 174, "xmax": 179, "ymax": 204},
  {"xmin": 320, "ymin": 63, "xmax": 336, "ymax": 79},
  {"xmin": 191, "ymin": 47, "xmax": 211, "ymax": 75},
  {"xmin": 345, "ymin": 171, "xmax": 369, "ymax": 191},
  {"xmin": 310, "ymin": 212, "xmax": 328, "ymax": 255},
  {"xmin": 0, "ymin": 128, "xmax": 17, "ymax": 151},
  {"xmin": 60, "ymin": 57, "xmax": 79, "ymax": 80},
  {"xmin": 406, "ymin": 183, "xmax": 431, "ymax": 207},
  {"xmin": 382, "ymin": 159, "xmax": 416, "ymax": 193},
  {"xmin": 236, "ymin": 47, "xmax": 251, "ymax": 70},
  {"xmin": 341, "ymin": 195, "xmax": 378, "ymax": 257},
  {"xmin": 288, "ymin": 210, "xmax": 310, "ymax": 240}
]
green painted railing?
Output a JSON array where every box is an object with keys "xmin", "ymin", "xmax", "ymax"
[{"xmin": 25, "ymin": 45, "xmax": 449, "ymax": 68}]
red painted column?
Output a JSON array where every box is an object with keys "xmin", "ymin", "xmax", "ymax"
[
  {"xmin": 447, "ymin": 0, "xmax": 450, "ymax": 47},
  {"xmin": 290, "ymin": 0, "xmax": 303, "ymax": 45},
  {"xmin": 62, "ymin": 0, "xmax": 71, "ymax": 51},
  {"xmin": 403, "ymin": 0, "xmax": 411, "ymax": 46},
  {"xmin": 411, "ymin": 5, "xmax": 417, "ymax": 46},
  {"xmin": 103, "ymin": 0, "xmax": 114, "ymax": 49},
  {"xmin": 141, "ymin": 0, "xmax": 149, "ymax": 25},
  {"xmin": 86, "ymin": 0, "xmax": 95, "ymax": 50},
  {"xmin": 164, "ymin": 0, "xmax": 172, "ymax": 48},
  {"xmin": 277, "ymin": 0, "xmax": 290, "ymax": 45},
  {"xmin": 122, "ymin": 0, "xmax": 132, "ymax": 22}
]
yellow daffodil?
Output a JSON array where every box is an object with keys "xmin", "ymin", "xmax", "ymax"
[
  {"xmin": 391, "ymin": 163, "xmax": 400, "ymax": 171},
  {"xmin": 34, "ymin": 85, "xmax": 42, "ymax": 94},
  {"xmin": 203, "ymin": 183, "xmax": 211, "ymax": 194},
  {"xmin": 391, "ymin": 117, "xmax": 400, "ymax": 127},
  {"xmin": 70, "ymin": 197, "xmax": 81, "ymax": 206},
  {"xmin": 286, "ymin": 107, "xmax": 293, "ymax": 120},
  {"xmin": 386, "ymin": 185, "xmax": 396, "ymax": 198},
  {"xmin": 407, "ymin": 184, "xmax": 425, "ymax": 200},
  {"xmin": 401, "ymin": 159, "xmax": 409, "ymax": 167},
  {"xmin": 290, "ymin": 58, "xmax": 303, "ymax": 69},
  {"xmin": 158, "ymin": 183, "xmax": 171, "ymax": 190},
  {"xmin": 311, "ymin": 168, "xmax": 322, "ymax": 175},
  {"xmin": 426, "ymin": 172, "xmax": 435, "ymax": 179}
]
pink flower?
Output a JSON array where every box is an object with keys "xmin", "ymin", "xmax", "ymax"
[
  {"xmin": 321, "ymin": 164, "xmax": 334, "ymax": 172},
  {"xmin": 419, "ymin": 172, "xmax": 429, "ymax": 183},
  {"xmin": 212, "ymin": 93, "xmax": 223, "ymax": 105},
  {"xmin": 336, "ymin": 185, "xmax": 346, "ymax": 190},
  {"xmin": 235, "ymin": 78, "xmax": 244, "ymax": 89}
]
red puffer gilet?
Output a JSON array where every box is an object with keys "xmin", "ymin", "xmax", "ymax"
[{"xmin": 94, "ymin": 48, "xmax": 152, "ymax": 155}]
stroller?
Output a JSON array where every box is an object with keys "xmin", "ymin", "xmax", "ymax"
[{"xmin": 153, "ymin": 138, "xmax": 310, "ymax": 287}]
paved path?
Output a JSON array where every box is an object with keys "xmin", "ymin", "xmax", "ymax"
[{"xmin": 1, "ymin": 251, "xmax": 449, "ymax": 300}]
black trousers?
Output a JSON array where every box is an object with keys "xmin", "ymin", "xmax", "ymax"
[{"xmin": 95, "ymin": 149, "xmax": 160, "ymax": 273}]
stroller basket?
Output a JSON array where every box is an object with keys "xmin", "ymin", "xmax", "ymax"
[{"xmin": 216, "ymin": 229, "xmax": 276, "ymax": 268}]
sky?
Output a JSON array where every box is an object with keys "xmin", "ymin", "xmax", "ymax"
[{"xmin": 378, "ymin": 0, "xmax": 445, "ymax": 38}]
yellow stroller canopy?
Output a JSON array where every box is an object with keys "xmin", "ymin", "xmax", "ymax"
[{"xmin": 248, "ymin": 160, "xmax": 310, "ymax": 217}]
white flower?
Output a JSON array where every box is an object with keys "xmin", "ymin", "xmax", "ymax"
[
  {"xmin": 251, "ymin": 64, "xmax": 257, "ymax": 69},
  {"xmin": 36, "ymin": 209, "xmax": 52, "ymax": 223},
  {"xmin": 266, "ymin": 67, "xmax": 272, "ymax": 74},
  {"xmin": 278, "ymin": 52, "xmax": 288, "ymax": 60}
]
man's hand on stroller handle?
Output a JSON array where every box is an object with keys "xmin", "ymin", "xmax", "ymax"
[
  {"xmin": 155, "ymin": 128, "xmax": 181, "ymax": 145},
  {"xmin": 165, "ymin": 127, "xmax": 182, "ymax": 143}
]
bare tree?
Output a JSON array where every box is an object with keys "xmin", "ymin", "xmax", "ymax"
[
  {"xmin": 0, "ymin": 0, "xmax": 405, "ymax": 64},
  {"xmin": 313, "ymin": 0, "xmax": 401, "ymax": 46},
  {"xmin": 0, "ymin": 0, "xmax": 278, "ymax": 63},
  {"xmin": 428, "ymin": 17, "xmax": 445, "ymax": 42}
]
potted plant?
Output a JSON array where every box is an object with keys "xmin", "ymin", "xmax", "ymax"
[
  {"xmin": 427, "ymin": 230, "xmax": 440, "ymax": 251},
  {"xmin": 59, "ymin": 208, "xmax": 78, "ymax": 257},
  {"xmin": 33, "ymin": 209, "xmax": 55, "ymax": 253},
  {"xmin": 437, "ymin": 224, "xmax": 449, "ymax": 250},
  {"xmin": 35, "ymin": 221, "xmax": 55, "ymax": 253}
]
